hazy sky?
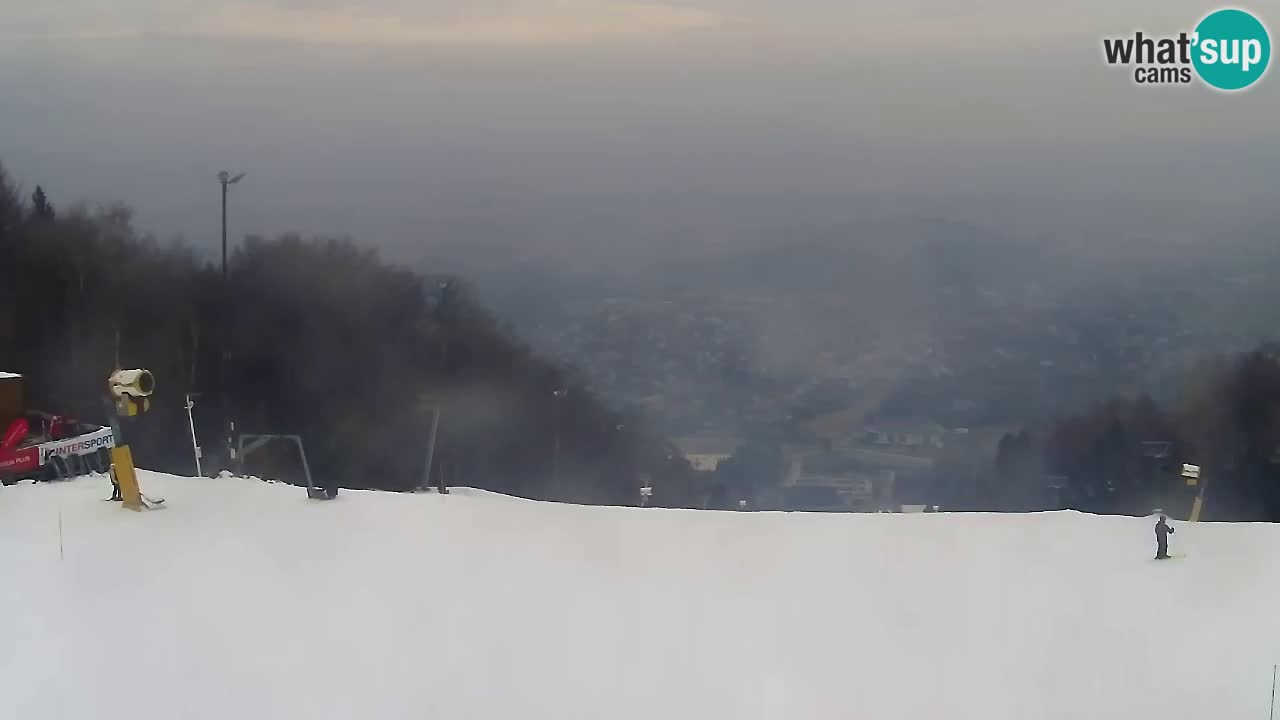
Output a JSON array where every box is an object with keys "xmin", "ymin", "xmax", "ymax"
[{"xmin": 2, "ymin": 1, "xmax": 1278, "ymax": 272}]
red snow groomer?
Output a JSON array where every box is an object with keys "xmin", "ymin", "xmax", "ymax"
[{"xmin": 0, "ymin": 372, "xmax": 116, "ymax": 485}]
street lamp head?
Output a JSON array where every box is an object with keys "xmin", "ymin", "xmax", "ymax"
[
  {"xmin": 217, "ymin": 171, "xmax": 246, "ymax": 185},
  {"xmin": 217, "ymin": 171, "xmax": 229, "ymax": 183},
  {"xmin": 229, "ymin": 172, "xmax": 246, "ymax": 184}
]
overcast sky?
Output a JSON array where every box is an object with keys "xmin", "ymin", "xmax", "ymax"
[{"xmin": 2, "ymin": 1, "xmax": 1278, "ymax": 271}]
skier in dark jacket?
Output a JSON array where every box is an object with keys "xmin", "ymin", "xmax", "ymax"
[{"xmin": 1155, "ymin": 514, "xmax": 1175, "ymax": 559}]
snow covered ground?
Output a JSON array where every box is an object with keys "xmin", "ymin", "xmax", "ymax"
[{"xmin": 1, "ymin": 472, "xmax": 1278, "ymax": 719}]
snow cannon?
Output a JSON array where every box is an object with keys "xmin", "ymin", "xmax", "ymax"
[
  {"xmin": 109, "ymin": 369, "xmax": 154, "ymax": 398},
  {"xmin": 104, "ymin": 368, "xmax": 159, "ymax": 511},
  {"xmin": 1180, "ymin": 463, "xmax": 1200, "ymax": 486},
  {"xmin": 109, "ymin": 369, "xmax": 154, "ymax": 417}
]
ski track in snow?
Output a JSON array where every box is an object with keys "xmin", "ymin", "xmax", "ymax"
[{"xmin": 1, "ymin": 472, "xmax": 1277, "ymax": 719}]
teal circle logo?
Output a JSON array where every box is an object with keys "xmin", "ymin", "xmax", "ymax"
[{"xmin": 1192, "ymin": 9, "xmax": 1271, "ymax": 91}]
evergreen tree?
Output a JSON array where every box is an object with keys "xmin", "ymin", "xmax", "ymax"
[{"xmin": 30, "ymin": 185, "xmax": 54, "ymax": 222}]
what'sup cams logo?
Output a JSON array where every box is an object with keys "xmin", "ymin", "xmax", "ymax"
[{"xmin": 1103, "ymin": 8, "xmax": 1271, "ymax": 91}]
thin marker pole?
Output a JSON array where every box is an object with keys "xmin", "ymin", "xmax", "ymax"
[
  {"xmin": 58, "ymin": 510, "xmax": 63, "ymax": 562},
  {"xmin": 1269, "ymin": 664, "xmax": 1275, "ymax": 720}
]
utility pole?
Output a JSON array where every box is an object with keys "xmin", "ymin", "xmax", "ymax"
[{"xmin": 216, "ymin": 171, "xmax": 245, "ymax": 475}]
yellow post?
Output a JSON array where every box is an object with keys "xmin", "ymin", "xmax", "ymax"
[
  {"xmin": 110, "ymin": 446, "xmax": 146, "ymax": 511},
  {"xmin": 1189, "ymin": 471, "xmax": 1208, "ymax": 522},
  {"xmin": 1189, "ymin": 495, "xmax": 1204, "ymax": 523},
  {"xmin": 1181, "ymin": 464, "xmax": 1205, "ymax": 522}
]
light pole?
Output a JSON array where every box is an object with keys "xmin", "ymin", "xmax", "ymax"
[
  {"xmin": 217, "ymin": 170, "xmax": 244, "ymax": 473},
  {"xmin": 217, "ymin": 171, "xmax": 245, "ymax": 280}
]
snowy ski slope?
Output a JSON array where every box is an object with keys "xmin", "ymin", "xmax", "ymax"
[{"xmin": 1, "ymin": 472, "xmax": 1277, "ymax": 719}]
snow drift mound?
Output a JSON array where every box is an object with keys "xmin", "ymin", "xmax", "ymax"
[{"xmin": 1, "ymin": 472, "xmax": 1277, "ymax": 719}]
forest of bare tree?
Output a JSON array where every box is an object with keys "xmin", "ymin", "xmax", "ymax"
[{"xmin": 0, "ymin": 161, "xmax": 701, "ymax": 506}]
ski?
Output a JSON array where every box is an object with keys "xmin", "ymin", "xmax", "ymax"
[{"xmin": 102, "ymin": 495, "xmax": 165, "ymax": 507}]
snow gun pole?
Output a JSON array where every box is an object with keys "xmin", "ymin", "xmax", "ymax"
[
  {"xmin": 103, "ymin": 399, "xmax": 144, "ymax": 511},
  {"xmin": 1190, "ymin": 472, "xmax": 1208, "ymax": 522}
]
